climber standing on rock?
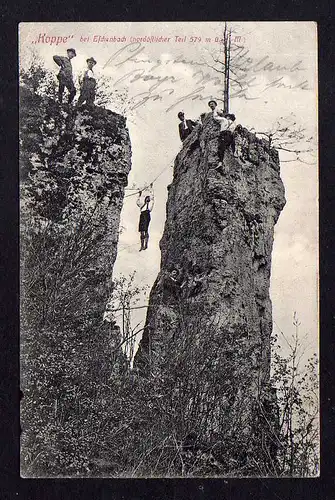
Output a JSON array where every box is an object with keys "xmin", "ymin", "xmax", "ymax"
[
  {"xmin": 208, "ymin": 99, "xmax": 224, "ymax": 115},
  {"xmin": 137, "ymin": 184, "xmax": 155, "ymax": 251},
  {"xmin": 53, "ymin": 48, "xmax": 77, "ymax": 104},
  {"xmin": 214, "ymin": 112, "xmax": 236, "ymax": 171},
  {"xmin": 78, "ymin": 57, "xmax": 97, "ymax": 106},
  {"xmin": 178, "ymin": 111, "xmax": 197, "ymax": 142}
]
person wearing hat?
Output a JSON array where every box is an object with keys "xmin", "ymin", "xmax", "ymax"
[
  {"xmin": 208, "ymin": 99, "xmax": 218, "ymax": 111},
  {"xmin": 178, "ymin": 111, "xmax": 197, "ymax": 142},
  {"xmin": 78, "ymin": 57, "xmax": 97, "ymax": 106},
  {"xmin": 208, "ymin": 99, "xmax": 225, "ymax": 117},
  {"xmin": 53, "ymin": 48, "xmax": 77, "ymax": 104}
]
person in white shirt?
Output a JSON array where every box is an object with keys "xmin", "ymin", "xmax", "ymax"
[
  {"xmin": 213, "ymin": 112, "xmax": 236, "ymax": 169},
  {"xmin": 136, "ymin": 184, "xmax": 155, "ymax": 251},
  {"xmin": 78, "ymin": 57, "xmax": 97, "ymax": 106}
]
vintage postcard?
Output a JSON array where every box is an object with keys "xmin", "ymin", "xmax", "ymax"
[{"xmin": 19, "ymin": 22, "xmax": 318, "ymax": 477}]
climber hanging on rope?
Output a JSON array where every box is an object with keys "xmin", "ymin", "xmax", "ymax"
[{"xmin": 136, "ymin": 183, "xmax": 154, "ymax": 251}]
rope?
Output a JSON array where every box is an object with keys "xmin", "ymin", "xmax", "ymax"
[
  {"xmin": 123, "ymin": 153, "xmax": 176, "ymax": 199},
  {"xmin": 110, "ymin": 304, "xmax": 152, "ymax": 312},
  {"xmin": 114, "ymin": 153, "xmax": 177, "ymax": 252}
]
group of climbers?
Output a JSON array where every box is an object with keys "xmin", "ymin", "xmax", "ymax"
[
  {"xmin": 161, "ymin": 265, "xmax": 207, "ymax": 303},
  {"xmin": 49, "ymin": 52, "xmax": 260, "ymax": 333},
  {"xmin": 135, "ymin": 100, "xmax": 237, "ymax": 252},
  {"xmin": 51, "ymin": 55, "xmax": 238, "ymax": 255},
  {"xmin": 53, "ymin": 48, "xmax": 97, "ymax": 106},
  {"xmin": 53, "ymin": 50, "xmax": 155, "ymax": 252},
  {"xmin": 178, "ymin": 99, "xmax": 237, "ymax": 173}
]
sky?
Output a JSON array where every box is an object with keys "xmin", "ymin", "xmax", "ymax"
[{"xmin": 19, "ymin": 22, "xmax": 318, "ymax": 363}]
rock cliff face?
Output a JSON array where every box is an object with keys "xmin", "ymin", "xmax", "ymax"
[
  {"xmin": 20, "ymin": 89, "xmax": 131, "ymax": 476},
  {"xmin": 20, "ymin": 88, "xmax": 131, "ymax": 322},
  {"xmin": 20, "ymin": 88, "xmax": 131, "ymax": 266},
  {"xmin": 134, "ymin": 113, "xmax": 285, "ymax": 469}
]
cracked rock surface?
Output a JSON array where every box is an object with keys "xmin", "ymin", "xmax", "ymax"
[{"xmin": 135, "ymin": 113, "xmax": 286, "ymax": 393}]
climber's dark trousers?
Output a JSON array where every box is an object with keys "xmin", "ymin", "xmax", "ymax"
[
  {"xmin": 78, "ymin": 88, "xmax": 96, "ymax": 106},
  {"xmin": 140, "ymin": 231, "xmax": 149, "ymax": 250},
  {"xmin": 58, "ymin": 81, "xmax": 76, "ymax": 104},
  {"xmin": 218, "ymin": 130, "xmax": 235, "ymax": 162},
  {"xmin": 140, "ymin": 232, "xmax": 145, "ymax": 249}
]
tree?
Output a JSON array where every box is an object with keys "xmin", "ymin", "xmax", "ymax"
[
  {"xmin": 204, "ymin": 24, "xmax": 316, "ymax": 164},
  {"xmin": 221, "ymin": 22, "xmax": 232, "ymax": 113},
  {"xmin": 250, "ymin": 113, "xmax": 316, "ymax": 164},
  {"xmin": 205, "ymin": 22, "xmax": 246, "ymax": 113},
  {"xmin": 20, "ymin": 51, "xmax": 58, "ymax": 99},
  {"xmin": 20, "ymin": 199, "xmax": 146, "ymax": 476},
  {"xmin": 267, "ymin": 313, "xmax": 319, "ymax": 476},
  {"xmin": 104, "ymin": 272, "xmax": 149, "ymax": 364}
]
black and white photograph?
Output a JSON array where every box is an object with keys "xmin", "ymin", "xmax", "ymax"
[{"xmin": 19, "ymin": 21, "xmax": 318, "ymax": 478}]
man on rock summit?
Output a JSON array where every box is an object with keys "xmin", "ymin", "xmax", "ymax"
[
  {"xmin": 214, "ymin": 112, "xmax": 236, "ymax": 169},
  {"xmin": 53, "ymin": 48, "xmax": 77, "ymax": 104},
  {"xmin": 78, "ymin": 57, "xmax": 98, "ymax": 106},
  {"xmin": 208, "ymin": 100, "xmax": 237, "ymax": 171},
  {"xmin": 178, "ymin": 111, "xmax": 197, "ymax": 142}
]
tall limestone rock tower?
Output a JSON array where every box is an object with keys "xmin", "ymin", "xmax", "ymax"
[
  {"xmin": 135, "ymin": 112, "xmax": 286, "ymax": 474},
  {"xmin": 20, "ymin": 88, "xmax": 132, "ymax": 476}
]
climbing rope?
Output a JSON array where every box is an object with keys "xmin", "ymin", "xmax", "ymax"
[{"xmin": 123, "ymin": 152, "xmax": 176, "ymax": 199}]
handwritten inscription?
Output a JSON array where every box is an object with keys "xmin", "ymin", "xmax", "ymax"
[
  {"xmin": 231, "ymin": 46, "xmax": 306, "ymax": 75},
  {"xmin": 114, "ymin": 69, "xmax": 181, "ymax": 92},
  {"xmin": 102, "ymin": 42, "xmax": 311, "ymax": 112}
]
